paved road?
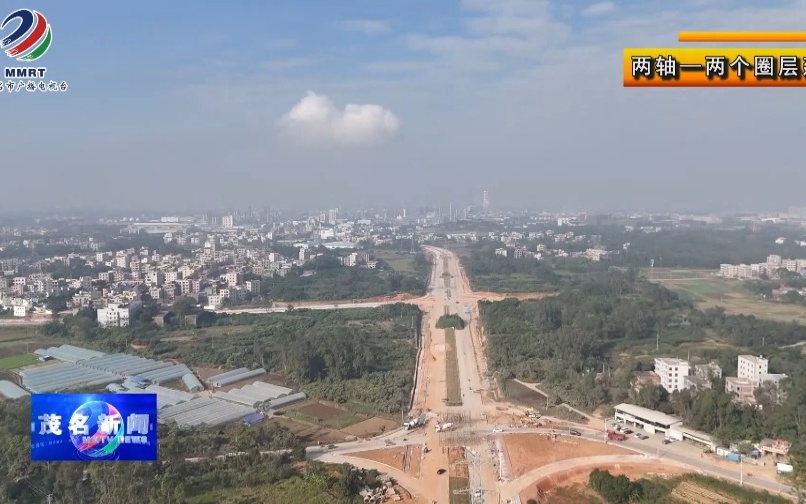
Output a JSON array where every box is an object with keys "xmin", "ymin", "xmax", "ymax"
[
  {"xmin": 195, "ymin": 247, "xmax": 795, "ymax": 502},
  {"xmin": 212, "ymin": 301, "xmax": 400, "ymax": 314}
]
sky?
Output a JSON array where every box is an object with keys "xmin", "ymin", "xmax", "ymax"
[{"xmin": 3, "ymin": 0, "xmax": 806, "ymax": 214}]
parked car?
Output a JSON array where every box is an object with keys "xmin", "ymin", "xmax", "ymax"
[
  {"xmin": 327, "ymin": 444, "xmax": 337, "ymax": 449},
  {"xmin": 569, "ymin": 429, "xmax": 582, "ymax": 436},
  {"xmin": 623, "ymin": 429, "xmax": 633, "ymax": 435},
  {"xmin": 492, "ymin": 427, "xmax": 503, "ymax": 433},
  {"xmin": 437, "ymin": 469, "xmax": 447, "ymax": 475},
  {"xmin": 662, "ymin": 439, "xmax": 672, "ymax": 445}
]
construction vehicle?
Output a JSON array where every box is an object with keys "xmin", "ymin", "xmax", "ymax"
[
  {"xmin": 607, "ymin": 430, "xmax": 627, "ymax": 441},
  {"xmin": 435, "ymin": 422, "xmax": 454, "ymax": 432},
  {"xmin": 403, "ymin": 413, "xmax": 427, "ymax": 430}
]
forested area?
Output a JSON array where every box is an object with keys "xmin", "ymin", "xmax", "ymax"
[
  {"xmin": 0, "ymin": 398, "xmax": 374, "ymax": 503},
  {"xmin": 480, "ymin": 268, "xmax": 806, "ymax": 445},
  {"xmin": 453, "ymin": 225, "xmax": 806, "ymax": 272},
  {"xmin": 457, "ymin": 248, "xmax": 608, "ymax": 292},
  {"xmin": 39, "ymin": 303, "xmax": 421, "ymax": 414},
  {"xmin": 584, "ymin": 470, "xmax": 787, "ymax": 504},
  {"xmin": 261, "ymin": 254, "xmax": 426, "ymax": 301}
]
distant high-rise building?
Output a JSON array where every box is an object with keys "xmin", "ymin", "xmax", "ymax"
[
  {"xmin": 482, "ymin": 190, "xmax": 490, "ymax": 214},
  {"xmin": 222, "ymin": 215, "xmax": 235, "ymax": 228}
]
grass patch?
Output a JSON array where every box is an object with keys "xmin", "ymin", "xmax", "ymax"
[
  {"xmin": 0, "ymin": 354, "xmax": 37, "ymax": 370},
  {"xmin": 283, "ymin": 401, "xmax": 367, "ymax": 430},
  {"xmin": 469, "ymin": 273, "xmax": 560, "ymax": 293},
  {"xmin": 657, "ymin": 276, "xmax": 806, "ymax": 325},
  {"xmin": 373, "ymin": 250, "xmax": 418, "ymax": 274},
  {"xmin": 0, "ymin": 326, "xmax": 39, "ymax": 343},
  {"xmin": 503, "ymin": 379, "xmax": 547, "ymax": 408},
  {"xmin": 445, "ymin": 328, "xmax": 462, "ymax": 406},
  {"xmin": 448, "ymin": 476, "xmax": 471, "ymax": 504}
]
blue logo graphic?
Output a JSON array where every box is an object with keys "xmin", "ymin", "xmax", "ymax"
[
  {"xmin": 31, "ymin": 393, "xmax": 157, "ymax": 462},
  {"xmin": 1, "ymin": 9, "xmax": 52, "ymax": 61}
]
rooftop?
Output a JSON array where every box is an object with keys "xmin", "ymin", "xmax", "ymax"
[
  {"xmin": 739, "ymin": 355, "xmax": 768, "ymax": 364},
  {"xmin": 615, "ymin": 403, "xmax": 683, "ymax": 427}
]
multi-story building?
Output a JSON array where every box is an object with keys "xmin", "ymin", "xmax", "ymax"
[
  {"xmin": 97, "ymin": 302, "xmax": 142, "ymax": 328},
  {"xmin": 146, "ymin": 271, "xmax": 165, "ymax": 287},
  {"xmin": 738, "ymin": 355, "xmax": 768, "ymax": 386},
  {"xmin": 245, "ymin": 280, "xmax": 261, "ymax": 294},
  {"xmin": 222, "ymin": 215, "xmax": 234, "ymax": 228},
  {"xmin": 654, "ymin": 357, "xmax": 690, "ymax": 392},
  {"xmin": 225, "ymin": 272, "xmax": 240, "ymax": 286},
  {"xmin": 726, "ymin": 377, "xmax": 756, "ymax": 405}
]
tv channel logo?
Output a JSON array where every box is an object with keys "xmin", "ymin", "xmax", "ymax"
[
  {"xmin": 31, "ymin": 393, "xmax": 158, "ymax": 461},
  {"xmin": 1, "ymin": 8, "xmax": 67, "ymax": 93}
]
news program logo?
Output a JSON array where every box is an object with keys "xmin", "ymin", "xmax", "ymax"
[
  {"xmin": 2, "ymin": 9, "xmax": 52, "ymax": 61},
  {"xmin": 1, "ymin": 8, "xmax": 66, "ymax": 93},
  {"xmin": 31, "ymin": 393, "xmax": 158, "ymax": 462}
]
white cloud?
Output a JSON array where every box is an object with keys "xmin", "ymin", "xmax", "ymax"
[
  {"xmin": 279, "ymin": 91, "xmax": 400, "ymax": 147},
  {"xmin": 582, "ymin": 2, "xmax": 615, "ymax": 16},
  {"xmin": 339, "ymin": 19, "xmax": 392, "ymax": 35}
]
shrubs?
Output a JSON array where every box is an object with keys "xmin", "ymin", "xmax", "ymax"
[{"xmin": 436, "ymin": 314, "xmax": 466, "ymax": 329}]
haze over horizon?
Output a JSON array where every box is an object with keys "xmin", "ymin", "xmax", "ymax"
[{"xmin": 3, "ymin": 0, "xmax": 806, "ymax": 213}]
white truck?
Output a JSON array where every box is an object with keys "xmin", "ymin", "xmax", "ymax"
[
  {"xmin": 404, "ymin": 413, "xmax": 427, "ymax": 430},
  {"xmin": 435, "ymin": 422, "xmax": 454, "ymax": 432}
]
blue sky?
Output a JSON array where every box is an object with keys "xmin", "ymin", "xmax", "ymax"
[{"xmin": 3, "ymin": 0, "xmax": 806, "ymax": 212}]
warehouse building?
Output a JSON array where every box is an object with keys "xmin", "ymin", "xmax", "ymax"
[
  {"xmin": 34, "ymin": 344, "xmax": 105, "ymax": 363},
  {"xmin": 157, "ymin": 397, "xmax": 256, "ymax": 428},
  {"xmin": 182, "ymin": 373, "xmax": 204, "ymax": 393},
  {"xmin": 0, "ymin": 380, "xmax": 29, "ymax": 400},
  {"xmin": 212, "ymin": 381, "xmax": 293, "ymax": 408},
  {"xmin": 23, "ymin": 345, "xmax": 200, "ymax": 392},
  {"xmin": 267, "ymin": 392, "xmax": 307, "ymax": 409},
  {"xmin": 208, "ymin": 367, "xmax": 267, "ymax": 387},
  {"xmin": 614, "ymin": 403, "xmax": 683, "ymax": 434},
  {"xmin": 120, "ymin": 381, "xmax": 196, "ymax": 410},
  {"xmin": 20, "ymin": 362, "xmax": 120, "ymax": 393},
  {"xmin": 74, "ymin": 352, "xmax": 192, "ymax": 385}
]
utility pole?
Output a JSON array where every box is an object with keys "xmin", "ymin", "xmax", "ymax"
[
  {"xmin": 656, "ymin": 330, "xmax": 659, "ymax": 352},
  {"xmin": 740, "ymin": 457, "xmax": 743, "ymax": 486}
]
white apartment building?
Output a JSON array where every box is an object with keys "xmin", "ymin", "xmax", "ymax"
[
  {"xmin": 97, "ymin": 302, "xmax": 142, "ymax": 328},
  {"xmin": 245, "ymin": 280, "xmax": 260, "ymax": 294},
  {"xmin": 222, "ymin": 215, "xmax": 235, "ymax": 228},
  {"xmin": 654, "ymin": 357, "xmax": 690, "ymax": 392},
  {"xmin": 115, "ymin": 255, "xmax": 129, "ymax": 268},
  {"xmin": 738, "ymin": 355, "xmax": 768, "ymax": 386}
]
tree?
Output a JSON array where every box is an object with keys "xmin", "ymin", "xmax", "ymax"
[
  {"xmin": 171, "ymin": 297, "xmax": 199, "ymax": 320},
  {"xmin": 291, "ymin": 443, "xmax": 306, "ymax": 462},
  {"xmin": 786, "ymin": 444, "xmax": 806, "ymax": 503}
]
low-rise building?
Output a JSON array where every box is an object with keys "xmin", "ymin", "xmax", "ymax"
[{"xmin": 725, "ymin": 377, "xmax": 756, "ymax": 405}]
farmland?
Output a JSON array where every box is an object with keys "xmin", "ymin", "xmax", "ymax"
[
  {"xmin": 444, "ymin": 328, "xmax": 462, "ymax": 406},
  {"xmin": 275, "ymin": 398, "xmax": 400, "ymax": 443},
  {"xmin": 0, "ymin": 354, "xmax": 38, "ymax": 370},
  {"xmin": 649, "ymin": 270, "xmax": 806, "ymax": 325}
]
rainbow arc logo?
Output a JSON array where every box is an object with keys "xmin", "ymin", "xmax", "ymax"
[{"xmin": 1, "ymin": 8, "xmax": 52, "ymax": 62}]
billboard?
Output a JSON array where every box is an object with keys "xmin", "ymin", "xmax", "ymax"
[{"xmin": 31, "ymin": 393, "xmax": 157, "ymax": 461}]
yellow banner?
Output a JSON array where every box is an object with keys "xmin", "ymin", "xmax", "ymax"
[{"xmin": 623, "ymin": 48, "xmax": 806, "ymax": 87}]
